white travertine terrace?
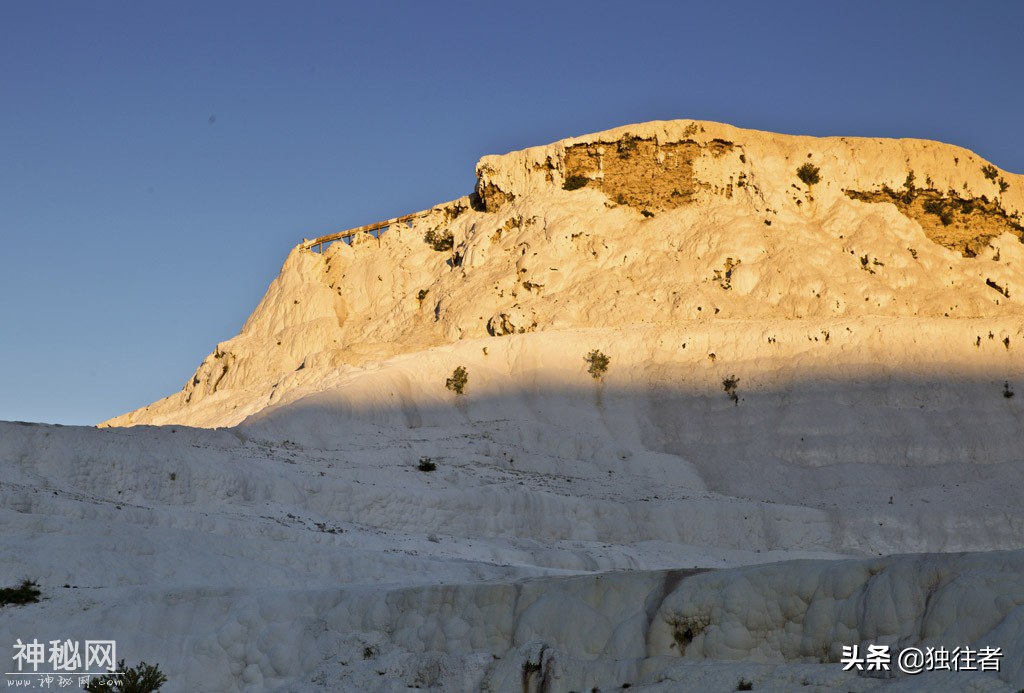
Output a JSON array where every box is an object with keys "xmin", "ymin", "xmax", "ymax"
[{"xmin": 2, "ymin": 120, "xmax": 1022, "ymax": 690}]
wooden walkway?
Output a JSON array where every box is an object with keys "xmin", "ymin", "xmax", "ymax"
[{"xmin": 301, "ymin": 197, "xmax": 469, "ymax": 253}]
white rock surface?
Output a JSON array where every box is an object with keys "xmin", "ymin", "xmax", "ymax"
[
  {"xmin": 2, "ymin": 120, "xmax": 1023, "ymax": 691},
  {"xmin": 104, "ymin": 119, "xmax": 1024, "ymax": 430}
]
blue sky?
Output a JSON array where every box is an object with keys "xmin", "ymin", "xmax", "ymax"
[{"xmin": 1, "ymin": 1, "xmax": 1022, "ymax": 425}]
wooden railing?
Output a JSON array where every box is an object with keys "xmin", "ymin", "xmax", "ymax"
[{"xmin": 301, "ymin": 197, "xmax": 470, "ymax": 253}]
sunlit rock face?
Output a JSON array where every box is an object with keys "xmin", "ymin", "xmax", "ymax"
[
  {"xmin": 5, "ymin": 120, "xmax": 1021, "ymax": 690},
  {"xmin": 105, "ymin": 119, "xmax": 1024, "ymax": 430}
]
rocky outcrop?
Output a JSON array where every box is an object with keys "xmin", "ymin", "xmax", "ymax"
[{"xmin": 104, "ymin": 119, "xmax": 1023, "ymax": 428}]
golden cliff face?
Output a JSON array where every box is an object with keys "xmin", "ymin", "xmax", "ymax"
[{"xmin": 104, "ymin": 119, "xmax": 1023, "ymax": 428}]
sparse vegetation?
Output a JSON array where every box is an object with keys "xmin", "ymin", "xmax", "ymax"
[
  {"xmin": 443, "ymin": 203, "xmax": 467, "ymax": 222},
  {"xmin": 563, "ymin": 174, "xmax": 589, "ymax": 191},
  {"xmin": 922, "ymin": 198, "xmax": 943, "ymax": 214},
  {"xmin": 585, "ymin": 350, "xmax": 610, "ymax": 380},
  {"xmin": 424, "ymin": 228, "xmax": 454, "ymax": 252},
  {"xmin": 722, "ymin": 375, "xmax": 740, "ymax": 405},
  {"xmin": 714, "ymin": 257, "xmax": 741, "ymax": 289},
  {"xmin": 922, "ymin": 198, "xmax": 954, "ymax": 225},
  {"xmin": 616, "ymin": 135, "xmax": 640, "ymax": 159},
  {"xmin": 847, "ymin": 183, "xmax": 1024, "ymax": 257},
  {"xmin": 899, "ymin": 171, "xmax": 918, "ymax": 203},
  {"xmin": 562, "ymin": 137, "xmax": 728, "ymax": 214},
  {"xmin": 83, "ymin": 660, "xmax": 167, "ymax": 693},
  {"xmin": 736, "ymin": 679, "xmax": 754, "ymax": 691},
  {"xmin": 796, "ymin": 163, "xmax": 820, "ymax": 186},
  {"xmin": 982, "ymin": 164, "xmax": 999, "ymax": 181},
  {"xmin": 501, "ymin": 215, "xmax": 524, "ymax": 235},
  {"xmin": 416, "ymin": 288, "xmax": 429, "ymax": 302},
  {"xmin": 1003, "ymin": 382, "xmax": 1015, "ymax": 399},
  {"xmin": 0, "ymin": 579, "xmax": 40, "ymax": 606},
  {"xmin": 445, "ymin": 366, "xmax": 468, "ymax": 395},
  {"xmin": 417, "ymin": 457, "xmax": 436, "ymax": 472}
]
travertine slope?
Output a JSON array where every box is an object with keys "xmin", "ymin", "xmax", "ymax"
[
  {"xmin": 105, "ymin": 119, "xmax": 1024, "ymax": 429},
  {"xmin": 6, "ymin": 121, "xmax": 1023, "ymax": 691}
]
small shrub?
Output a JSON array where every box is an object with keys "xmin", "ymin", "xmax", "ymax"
[
  {"xmin": 444, "ymin": 205, "xmax": 466, "ymax": 222},
  {"xmin": 83, "ymin": 660, "xmax": 167, "ymax": 693},
  {"xmin": 736, "ymin": 679, "xmax": 754, "ymax": 691},
  {"xmin": 796, "ymin": 163, "xmax": 820, "ymax": 186},
  {"xmin": 1003, "ymin": 382, "xmax": 1014, "ymax": 399},
  {"xmin": 416, "ymin": 288, "xmax": 429, "ymax": 302},
  {"xmin": 714, "ymin": 257, "xmax": 741, "ymax": 289},
  {"xmin": 999, "ymin": 178, "xmax": 1009, "ymax": 193},
  {"xmin": 563, "ymin": 174, "xmax": 589, "ymax": 191},
  {"xmin": 424, "ymin": 228, "xmax": 454, "ymax": 252},
  {"xmin": 899, "ymin": 171, "xmax": 918, "ymax": 203},
  {"xmin": 585, "ymin": 350, "xmax": 610, "ymax": 380},
  {"xmin": 418, "ymin": 457, "xmax": 436, "ymax": 472},
  {"xmin": 722, "ymin": 375, "xmax": 740, "ymax": 405},
  {"xmin": 616, "ymin": 135, "xmax": 640, "ymax": 159},
  {"xmin": 922, "ymin": 199, "xmax": 954, "ymax": 225},
  {"xmin": 982, "ymin": 164, "xmax": 999, "ymax": 180},
  {"xmin": 0, "ymin": 579, "xmax": 40, "ymax": 606},
  {"xmin": 445, "ymin": 366, "xmax": 468, "ymax": 395}
]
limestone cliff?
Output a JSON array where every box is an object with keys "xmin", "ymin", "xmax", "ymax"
[{"xmin": 104, "ymin": 119, "xmax": 1023, "ymax": 428}]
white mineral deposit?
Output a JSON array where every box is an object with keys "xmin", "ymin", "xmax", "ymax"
[{"xmin": 3, "ymin": 120, "xmax": 1023, "ymax": 691}]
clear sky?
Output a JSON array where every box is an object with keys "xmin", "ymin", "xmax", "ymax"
[{"xmin": 1, "ymin": 1, "xmax": 1022, "ymax": 425}]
